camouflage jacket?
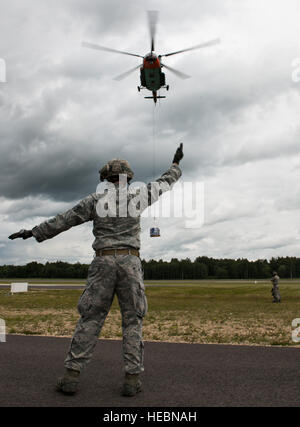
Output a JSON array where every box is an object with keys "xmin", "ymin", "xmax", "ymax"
[
  {"xmin": 32, "ymin": 164, "xmax": 182, "ymax": 251},
  {"xmin": 271, "ymin": 275, "xmax": 280, "ymax": 286}
]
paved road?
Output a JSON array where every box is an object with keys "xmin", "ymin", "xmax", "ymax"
[{"xmin": 1, "ymin": 335, "xmax": 300, "ymax": 407}]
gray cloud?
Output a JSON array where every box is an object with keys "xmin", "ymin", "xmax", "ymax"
[{"xmin": 1, "ymin": 0, "xmax": 300, "ymax": 264}]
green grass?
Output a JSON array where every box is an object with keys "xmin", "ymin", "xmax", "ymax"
[
  {"xmin": 0, "ymin": 278, "xmax": 85, "ymax": 285},
  {"xmin": 1, "ymin": 280, "xmax": 300, "ymax": 346}
]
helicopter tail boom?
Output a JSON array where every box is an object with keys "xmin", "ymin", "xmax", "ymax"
[{"xmin": 144, "ymin": 94, "xmax": 166, "ymax": 104}]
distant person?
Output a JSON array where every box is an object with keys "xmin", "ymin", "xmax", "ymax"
[
  {"xmin": 8, "ymin": 144, "xmax": 183, "ymax": 397},
  {"xmin": 271, "ymin": 271, "xmax": 281, "ymax": 303}
]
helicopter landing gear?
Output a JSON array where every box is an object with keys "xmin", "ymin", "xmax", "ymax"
[
  {"xmin": 137, "ymin": 86, "xmax": 141, "ymax": 92},
  {"xmin": 166, "ymin": 85, "xmax": 169, "ymax": 91}
]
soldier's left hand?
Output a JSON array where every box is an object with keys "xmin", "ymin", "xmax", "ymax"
[{"xmin": 8, "ymin": 229, "xmax": 33, "ymax": 240}]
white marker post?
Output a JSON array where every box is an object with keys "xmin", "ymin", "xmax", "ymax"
[
  {"xmin": 0, "ymin": 318, "xmax": 6, "ymax": 343},
  {"xmin": 11, "ymin": 282, "xmax": 29, "ymax": 295},
  {"xmin": 0, "ymin": 58, "xmax": 6, "ymax": 83}
]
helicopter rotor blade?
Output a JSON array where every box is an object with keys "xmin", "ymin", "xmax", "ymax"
[
  {"xmin": 160, "ymin": 62, "xmax": 190, "ymax": 79},
  {"xmin": 147, "ymin": 10, "xmax": 159, "ymax": 52},
  {"xmin": 82, "ymin": 41, "xmax": 144, "ymax": 58},
  {"xmin": 113, "ymin": 64, "xmax": 141, "ymax": 81},
  {"xmin": 160, "ymin": 38, "xmax": 221, "ymax": 57}
]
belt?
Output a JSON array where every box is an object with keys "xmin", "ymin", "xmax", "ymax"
[{"xmin": 95, "ymin": 248, "xmax": 140, "ymax": 257}]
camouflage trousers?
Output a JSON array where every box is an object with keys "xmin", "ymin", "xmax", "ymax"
[
  {"xmin": 271, "ymin": 285, "xmax": 281, "ymax": 302},
  {"xmin": 64, "ymin": 254, "xmax": 148, "ymax": 374}
]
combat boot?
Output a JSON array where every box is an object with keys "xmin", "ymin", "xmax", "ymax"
[
  {"xmin": 56, "ymin": 368, "xmax": 80, "ymax": 395},
  {"xmin": 122, "ymin": 373, "xmax": 142, "ymax": 397}
]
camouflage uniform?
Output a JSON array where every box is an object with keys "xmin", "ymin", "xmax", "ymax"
[
  {"xmin": 271, "ymin": 274, "xmax": 281, "ymax": 303},
  {"xmin": 32, "ymin": 164, "xmax": 182, "ymax": 374}
]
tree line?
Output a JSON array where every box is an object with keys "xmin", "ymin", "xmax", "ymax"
[{"xmin": 0, "ymin": 256, "xmax": 299, "ymax": 280}]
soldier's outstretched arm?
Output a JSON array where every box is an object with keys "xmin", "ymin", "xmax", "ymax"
[
  {"xmin": 8, "ymin": 194, "xmax": 96, "ymax": 243},
  {"xmin": 147, "ymin": 143, "xmax": 183, "ymax": 207}
]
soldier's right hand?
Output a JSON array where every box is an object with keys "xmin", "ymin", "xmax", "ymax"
[
  {"xmin": 172, "ymin": 143, "xmax": 184, "ymax": 165},
  {"xmin": 8, "ymin": 229, "xmax": 33, "ymax": 240}
]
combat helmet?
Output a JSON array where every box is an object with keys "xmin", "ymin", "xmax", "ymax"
[{"xmin": 99, "ymin": 159, "xmax": 134, "ymax": 182}]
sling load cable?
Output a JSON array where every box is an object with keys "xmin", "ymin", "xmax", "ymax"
[{"xmin": 150, "ymin": 100, "xmax": 160, "ymax": 237}]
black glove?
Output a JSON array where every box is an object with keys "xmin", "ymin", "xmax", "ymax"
[
  {"xmin": 8, "ymin": 229, "xmax": 33, "ymax": 240},
  {"xmin": 173, "ymin": 143, "xmax": 184, "ymax": 165}
]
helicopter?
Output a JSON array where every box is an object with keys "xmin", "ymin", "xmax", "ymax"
[{"xmin": 82, "ymin": 11, "xmax": 220, "ymax": 104}]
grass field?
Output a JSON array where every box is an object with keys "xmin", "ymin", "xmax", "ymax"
[{"xmin": 1, "ymin": 279, "xmax": 300, "ymax": 346}]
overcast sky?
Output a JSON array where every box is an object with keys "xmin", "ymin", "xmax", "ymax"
[{"xmin": 1, "ymin": 0, "xmax": 300, "ymax": 265}]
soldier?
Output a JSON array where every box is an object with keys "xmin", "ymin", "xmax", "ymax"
[
  {"xmin": 8, "ymin": 143, "xmax": 184, "ymax": 397},
  {"xmin": 271, "ymin": 271, "xmax": 281, "ymax": 303}
]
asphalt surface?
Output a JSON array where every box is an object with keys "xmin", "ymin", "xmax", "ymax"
[{"xmin": 1, "ymin": 335, "xmax": 300, "ymax": 407}]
